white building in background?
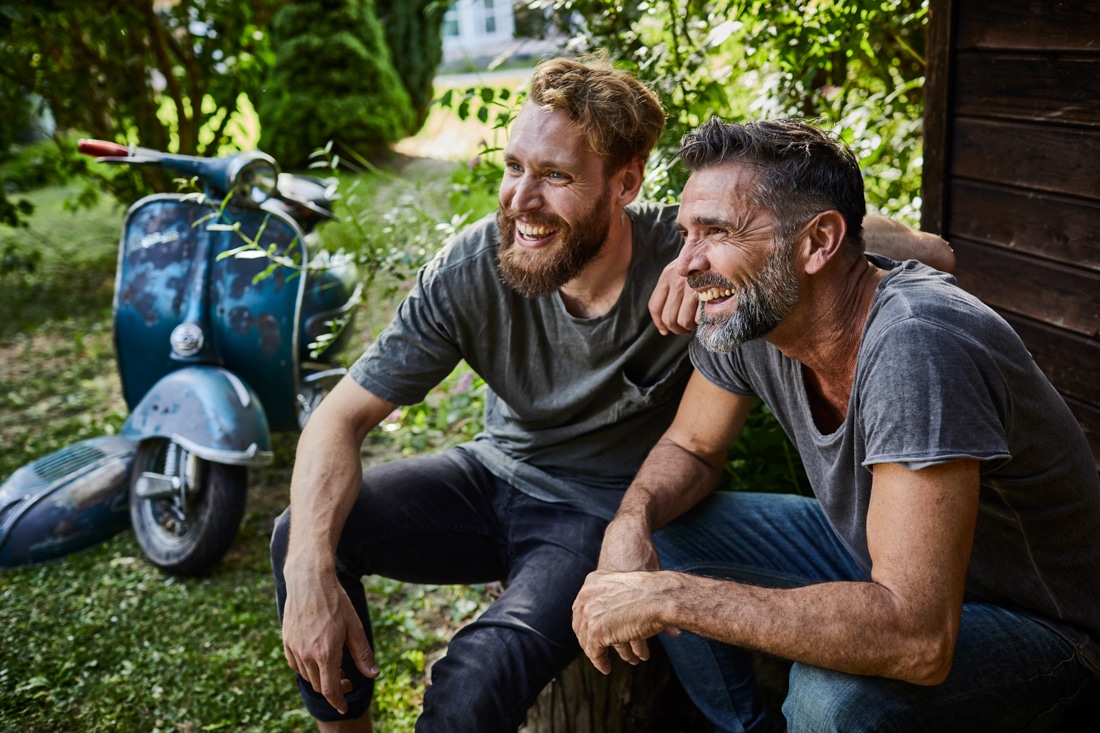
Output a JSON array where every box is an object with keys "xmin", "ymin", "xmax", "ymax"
[{"xmin": 441, "ymin": 0, "xmax": 517, "ymax": 66}]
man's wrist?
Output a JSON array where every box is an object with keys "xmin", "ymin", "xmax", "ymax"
[{"xmin": 284, "ymin": 541, "xmax": 337, "ymax": 579}]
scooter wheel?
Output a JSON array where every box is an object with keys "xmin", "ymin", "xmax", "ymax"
[{"xmin": 129, "ymin": 438, "xmax": 247, "ymax": 576}]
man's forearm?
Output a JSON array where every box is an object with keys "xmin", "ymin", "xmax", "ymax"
[
  {"xmin": 863, "ymin": 215, "xmax": 956, "ymax": 273},
  {"xmin": 284, "ymin": 378, "xmax": 396, "ymax": 568},
  {"xmin": 285, "ymin": 421, "xmax": 367, "ymax": 567},
  {"xmin": 596, "ymin": 571, "xmax": 957, "ymax": 685},
  {"xmin": 614, "ymin": 437, "xmax": 724, "ymax": 532}
]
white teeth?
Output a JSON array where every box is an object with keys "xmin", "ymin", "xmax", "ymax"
[
  {"xmin": 517, "ymin": 223, "xmax": 556, "ymax": 238},
  {"xmin": 697, "ymin": 288, "xmax": 734, "ymax": 303}
]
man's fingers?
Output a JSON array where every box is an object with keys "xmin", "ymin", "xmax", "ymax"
[
  {"xmin": 630, "ymin": 638, "xmax": 651, "ymax": 662},
  {"xmin": 284, "ymin": 643, "xmax": 300, "ymax": 676},
  {"xmin": 347, "ymin": 624, "xmax": 380, "ymax": 679},
  {"xmin": 319, "ymin": 664, "xmax": 349, "ymax": 715},
  {"xmin": 613, "ymin": 642, "xmax": 641, "ymax": 665},
  {"xmin": 648, "ymin": 282, "xmax": 673, "ymax": 335},
  {"xmin": 590, "ymin": 647, "xmax": 612, "ymax": 675},
  {"xmin": 679, "ymin": 293, "xmax": 700, "ymax": 332}
]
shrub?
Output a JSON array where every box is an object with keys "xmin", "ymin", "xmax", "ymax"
[
  {"xmin": 375, "ymin": 0, "xmax": 446, "ymax": 130},
  {"xmin": 257, "ymin": 0, "xmax": 415, "ymax": 170}
]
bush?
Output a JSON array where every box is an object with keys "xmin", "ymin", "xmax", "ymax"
[
  {"xmin": 257, "ymin": 0, "xmax": 415, "ymax": 170},
  {"xmin": 376, "ymin": 0, "xmax": 446, "ymax": 130}
]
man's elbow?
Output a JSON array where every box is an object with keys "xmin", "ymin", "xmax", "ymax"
[
  {"xmin": 896, "ymin": 628, "xmax": 957, "ymax": 686},
  {"xmin": 928, "ymin": 241, "xmax": 957, "ymax": 275}
]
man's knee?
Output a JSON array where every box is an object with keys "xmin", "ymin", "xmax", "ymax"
[{"xmin": 783, "ymin": 663, "xmax": 905, "ymax": 733}]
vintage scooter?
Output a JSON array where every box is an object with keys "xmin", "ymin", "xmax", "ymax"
[{"xmin": 0, "ymin": 141, "xmax": 360, "ymax": 576}]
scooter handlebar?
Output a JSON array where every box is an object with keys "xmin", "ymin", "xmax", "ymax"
[{"xmin": 78, "ymin": 139, "xmax": 130, "ymax": 158}]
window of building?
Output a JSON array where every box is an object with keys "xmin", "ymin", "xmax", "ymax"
[{"xmin": 442, "ymin": 2, "xmax": 459, "ymax": 37}]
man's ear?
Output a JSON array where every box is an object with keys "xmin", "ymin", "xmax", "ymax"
[
  {"xmin": 612, "ymin": 157, "xmax": 646, "ymax": 207},
  {"xmin": 802, "ymin": 210, "xmax": 847, "ymax": 275}
]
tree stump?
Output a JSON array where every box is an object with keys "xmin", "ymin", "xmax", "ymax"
[
  {"xmin": 521, "ymin": 641, "xmax": 707, "ymax": 733},
  {"xmin": 521, "ymin": 645, "xmax": 792, "ymax": 733}
]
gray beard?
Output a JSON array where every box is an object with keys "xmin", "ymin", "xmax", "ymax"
[{"xmin": 695, "ymin": 238, "xmax": 800, "ymax": 353}]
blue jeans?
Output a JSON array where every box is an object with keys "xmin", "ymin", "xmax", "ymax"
[
  {"xmin": 653, "ymin": 492, "xmax": 1098, "ymax": 733},
  {"xmin": 270, "ymin": 448, "xmax": 608, "ymax": 732}
]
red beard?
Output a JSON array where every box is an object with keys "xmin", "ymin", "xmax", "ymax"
[{"xmin": 496, "ymin": 190, "xmax": 612, "ymax": 297}]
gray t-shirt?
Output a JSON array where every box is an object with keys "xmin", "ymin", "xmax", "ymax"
[
  {"xmin": 350, "ymin": 201, "xmax": 693, "ymax": 519},
  {"xmin": 691, "ymin": 255, "xmax": 1100, "ymax": 672}
]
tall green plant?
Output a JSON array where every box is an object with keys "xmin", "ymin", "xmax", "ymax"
[
  {"xmin": 375, "ymin": 0, "xmax": 447, "ymax": 130},
  {"xmin": 257, "ymin": 0, "xmax": 415, "ymax": 170}
]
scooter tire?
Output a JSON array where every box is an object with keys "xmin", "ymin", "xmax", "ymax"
[{"xmin": 129, "ymin": 439, "xmax": 247, "ymax": 576}]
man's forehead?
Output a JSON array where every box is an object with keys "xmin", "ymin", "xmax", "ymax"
[
  {"xmin": 506, "ymin": 105, "xmax": 587, "ymax": 153},
  {"xmin": 683, "ymin": 162, "xmax": 758, "ymax": 204},
  {"xmin": 501, "ymin": 103, "xmax": 598, "ymax": 166}
]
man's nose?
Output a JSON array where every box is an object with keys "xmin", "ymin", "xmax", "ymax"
[
  {"xmin": 677, "ymin": 236, "xmax": 707, "ymax": 277},
  {"xmin": 509, "ymin": 175, "xmax": 542, "ymax": 213}
]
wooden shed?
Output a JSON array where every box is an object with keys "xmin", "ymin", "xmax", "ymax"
[{"xmin": 921, "ymin": 0, "xmax": 1100, "ymax": 467}]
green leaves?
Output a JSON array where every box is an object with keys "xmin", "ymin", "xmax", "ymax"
[{"xmin": 528, "ymin": 0, "xmax": 928, "ymax": 223}]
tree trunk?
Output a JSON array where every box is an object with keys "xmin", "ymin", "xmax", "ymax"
[
  {"xmin": 521, "ymin": 641, "xmax": 706, "ymax": 733},
  {"xmin": 521, "ymin": 645, "xmax": 793, "ymax": 733}
]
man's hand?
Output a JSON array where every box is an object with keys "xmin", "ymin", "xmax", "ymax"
[
  {"xmin": 282, "ymin": 564, "xmax": 379, "ymax": 715},
  {"xmin": 573, "ymin": 570, "xmax": 678, "ymax": 674},
  {"xmin": 593, "ymin": 512, "xmax": 668, "ymax": 666},
  {"xmin": 648, "ymin": 260, "xmax": 698, "ymax": 335}
]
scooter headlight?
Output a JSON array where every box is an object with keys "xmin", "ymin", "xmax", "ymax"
[
  {"xmin": 227, "ymin": 152, "xmax": 280, "ymax": 205},
  {"xmin": 170, "ymin": 322, "xmax": 205, "ymax": 357}
]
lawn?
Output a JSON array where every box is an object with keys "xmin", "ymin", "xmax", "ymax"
[{"xmin": 0, "ymin": 117, "xmax": 502, "ymax": 730}]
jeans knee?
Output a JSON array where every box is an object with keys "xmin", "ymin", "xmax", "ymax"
[{"xmin": 784, "ymin": 663, "xmax": 901, "ymax": 733}]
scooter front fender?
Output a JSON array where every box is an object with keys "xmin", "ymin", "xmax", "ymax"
[{"xmin": 122, "ymin": 366, "xmax": 274, "ymax": 466}]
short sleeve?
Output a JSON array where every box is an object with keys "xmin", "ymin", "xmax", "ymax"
[{"xmin": 857, "ymin": 316, "xmax": 1012, "ymax": 470}]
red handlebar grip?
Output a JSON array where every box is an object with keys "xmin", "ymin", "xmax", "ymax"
[{"xmin": 78, "ymin": 139, "xmax": 130, "ymax": 157}]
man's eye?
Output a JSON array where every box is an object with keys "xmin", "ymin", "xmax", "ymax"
[{"xmin": 547, "ymin": 171, "xmax": 566, "ymax": 180}]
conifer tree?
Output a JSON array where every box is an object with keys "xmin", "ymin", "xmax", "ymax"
[
  {"xmin": 258, "ymin": 0, "xmax": 415, "ymax": 169},
  {"xmin": 375, "ymin": 0, "xmax": 445, "ymax": 130}
]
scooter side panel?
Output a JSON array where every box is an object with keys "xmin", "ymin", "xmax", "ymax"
[
  {"xmin": 209, "ymin": 209, "xmax": 303, "ymax": 432},
  {"xmin": 114, "ymin": 198, "xmax": 207, "ymax": 409}
]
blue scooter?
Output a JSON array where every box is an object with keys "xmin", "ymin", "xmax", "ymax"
[{"xmin": 0, "ymin": 140, "xmax": 360, "ymax": 575}]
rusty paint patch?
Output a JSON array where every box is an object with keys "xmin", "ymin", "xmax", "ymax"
[
  {"xmin": 228, "ymin": 305, "xmax": 254, "ymax": 335},
  {"xmin": 256, "ymin": 313, "xmax": 282, "ymax": 358}
]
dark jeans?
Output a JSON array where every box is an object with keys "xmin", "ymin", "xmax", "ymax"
[{"xmin": 270, "ymin": 448, "xmax": 608, "ymax": 732}]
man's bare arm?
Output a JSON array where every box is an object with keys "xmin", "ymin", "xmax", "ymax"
[
  {"xmin": 864, "ymin": 215, "xmax": 956, "ymax": 273},
  {"xmin": 281, "ymin": 376, "xmax": 397, "ymax": 715},
  {"xmin": 575, "ymin": 459, "xmax": 980, "ymax": 683},
  {"xmin": 580, "ymin": 373, "xmax": 755, "ymax": 670}
]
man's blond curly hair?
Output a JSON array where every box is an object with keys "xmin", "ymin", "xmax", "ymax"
[{"xmin": 527, "ymin": 55, "xmax": 666, "ymax": 173}]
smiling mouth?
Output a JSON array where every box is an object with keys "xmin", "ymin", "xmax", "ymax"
[
  {"xmin": 697, "ymin": 287, "xmax": 735, "ymax": 303},
  {"xmin": 516, "ymin": 222, "xmax": 559, "ymax": 242}
]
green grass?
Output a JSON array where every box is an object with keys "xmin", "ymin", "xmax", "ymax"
[
  {"xmin": 0, "ymin": 182, "xmax": 121, "ymax": 341},
  {"xmin": 0, "ymin": 155, "xmax": 493, "ymax": 731}
]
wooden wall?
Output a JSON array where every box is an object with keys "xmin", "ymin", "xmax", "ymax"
[{"xmin": 922, "ymin": 0, "xmax": 1100, "ymax": 466}]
